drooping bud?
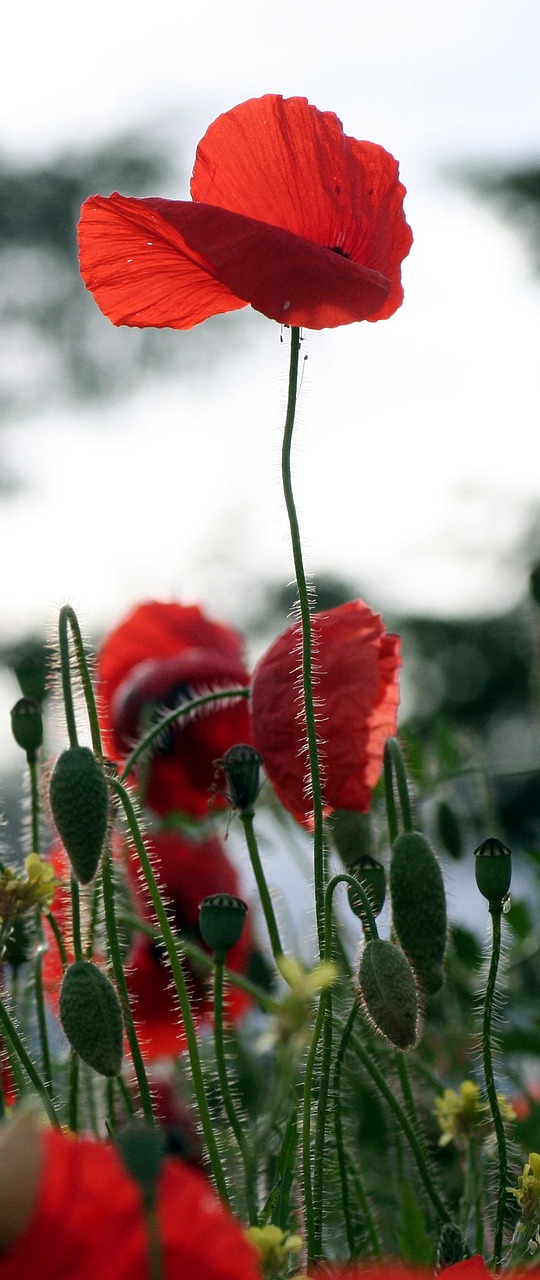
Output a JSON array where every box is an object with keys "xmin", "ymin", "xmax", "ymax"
[
  {"xmin": 328, "ymin": 808, "xmax": 374, "ymax": 868},
  {"xmin": 49, "ymin": 746, "xmax": 109, "ymax": 884},
  {"xmin": 10, "ymin": 698, "xmax": 43, "ymax": 763},
  {"xmin": 390, "ymin": 831, "xmax": 447, "ymax": 996},
  {"xmin": 474, "ymin": 837, "xmax": 512, "ymax": 913},
  {"xmin": 357, "ymin": 937, "xmax": 419, "ymax": 1051},
  {"xmin": 199, "ymin": 893, "xmax": 248, "ymax": 956},
  {"xmin": 59, "ymin": 960, "xmax": 123, "ymax": 1077},
  {"xmin": 347, "ymin": 856, "xmax": 386, "ymax": 925},
  {"xmin": 215, "ymin": 744, "xmax": 262, "ymax": 812}
]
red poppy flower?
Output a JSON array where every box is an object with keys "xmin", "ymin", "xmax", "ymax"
[
  {"xmin": 125, "ymin": 829, "xmax": 254, "ymax": 1061},
  {"xmin": 299, "ymin": 1262, "xmax": 490, "ymax": 1280},
  {"xmin": 0, "ymin": 1123, "xmax": 260, "ymax": 1280},
  {"xmin": 250, "ymin": 599, "xmax": 400, "ymax": 826},
  {"xmin": 97, "ymin": 600, "xmax": 252, "ymax": 819},
  {"xmin": 78, "ymin": 94, "xmax": 412, "ymax": 332}
]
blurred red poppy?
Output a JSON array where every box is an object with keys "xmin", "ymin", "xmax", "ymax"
[
  {"xmin": 78, "ymin": 94, "xmax": 412, "ymax": 332},
  {"xmin": 42, "ymin": 829, "xmax": 254, "ymax": 1063},
  {"xmin": 299, "ymin": 1261, "xmax": 489, "ymax": 1280},
  {"xmin": 124, "ymin": 829, "xmax": 254, "ymax": 1061},
  {"xmin": 97, "ymin": 600, "xmax": 252, "ymax": 819},
  {"xmin": 250, "ymin": 599, "xmax": 400, "ymax": 826},
  {"xmin": 0, "ymin": 1123, "xmax": 260, "ymax": 1280}
]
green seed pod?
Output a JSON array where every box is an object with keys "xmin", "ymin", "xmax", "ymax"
[
  {"xmin": 347, "ymin": 857, "xmax": 386, "ymax": 923},
  {"xmin": 10, "ymin": 697, "xmax": 43, "ymax": 762},
  {"xmin": 390, "ymin": 830, "xmax": 447, "ymax": 996},
  {"xmin": 59, "ymin": 960, "xmax": 123, "ymax": 1077},
  {"xmin": 49, "ymin": 746, "xmax": 109, "ymax": 884},
  {"xmin": 436, "ymin": 799, "xmax": 463, "ymax": 860},
  {"xmin": 474, "ymin": 837, "xmax": 512, "ymax": 912},
  {"xmin": 216, "ymin": 744, "xmax": 262, "ymax": 812},
  {"xmin": 437, "ymin": 1223, "xmax": 465, "ymax": 1268},
  {"xmin": 199, "ymin": 893, "xmax": 248, "ymax": 955},
  {"xmin": 357, "ymin": 938, "xmax": 419, "ymax": 1050},
  {"xmin": 328, "ymin": 808, "xmax": 374, "ymax": 869}
]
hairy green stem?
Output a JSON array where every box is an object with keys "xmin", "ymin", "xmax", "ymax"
[
  {"xmin": 333, "ymin": 1003, "xmax": 382, "ymax": 1259},
  {"xmin": 110, "ymin": 777, "xmax": 229, "ymax": 1203},
  {"xmin": 281, "ymin": 327, "xmax": 326, "ymax": 955},
  {"xmin": 101, "ymin": 852, "xmax": 153, "ymax": 1121},
  {"xmin": 58, "ymin": 605, "xmax": 103, "ymax": 754},
  {"xmin": 384, "ymin": 738, "xmax": 413, "ymax": 838},
  {"xmin": 0, "ymin": 997, "xmax": 59, "ymax": 1126},
  {"xmin": 213, "ymin": 956, "xmax": 257, "ymax": 1222},
  {"xmin": 483, "ymin": 907, "xmax": 509, "ymax": 1268},
  {"xmin": 240, "ymin": 809, "xmax": 283, "ymax": 961}
]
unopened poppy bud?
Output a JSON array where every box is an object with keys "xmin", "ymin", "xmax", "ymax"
[
  {"xmin": 347, "ymin": 857, "xmax": 386, "ymax": 922},
  {"xmin": 10, "ymin": 698, "xmax": 43, "ymax": 762},
  {"xmin": 437, "ymin": 1223, "xmax": 465, "ymax": 1268},
  {"xmin": 59, "ymin": 960, "xmax": 123, "ymax": 1077},
  {"xmin": 49, "ymin": 746, "xmax": 109, "ymax": 884},
  {"xmin": 390, "ymin": 831, "xmax": 447, "ymax": 996},
  {"xmin": 199, "ymin": 893, "xmax": 248, "ymax": 956},
  {"xmin": 115, "ymin": 1122, "xmax": 165, "ymax": 1200},
  {"xmin": 328, "ymin": 808, "xmax": 374, "ymax": 868},
  {"xmin": 474, "ymin": 837, "xmax": 512, "ymax": 912},
  {"xmin": 216, "ymin": 744, "xmax": 262, "ymax": 812},
  {"xmin": 357, "ymin": 937, "xmax": 419, "ymax": 1051}
]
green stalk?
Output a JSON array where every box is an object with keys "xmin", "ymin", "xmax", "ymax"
[
  {"xmin": 0, "ymin": 996, "xmax": 59, "ymax": 1126},
  {"xmin": 110, "ymin": 777, "xmax": 229, "ymax": 1204},
  {"xmin": 239, "ymin": 810, "xmax": 283, "ymax": 961},
  {"xmin": 213, "ymin": 955, "xmax": 258, "ymax": 1222},
  {"xmin": 483, "ymin": 906, "xmax": 509, "ymax": 1268},
  {"xmin": 101, "ymin": 852, "xmax": 153, "ymax": 1121},
  {"xmin": 280, "ymin": 327, "xmax": 326, "ymax": 956},
  {"xmin": 333, "ymin": 1003, "xmax": 382, "ymax": 1259},
  {"xmin": 58, "ymin": 605, "xmax": 103, "ymax": 753},
  {"xmin": 384, "ymin": 738, "xmax": 413, "ymax": 838}
]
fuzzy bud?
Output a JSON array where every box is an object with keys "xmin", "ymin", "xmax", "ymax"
[
  {"xmin": 49, "ymin": 746, "xmax": 109, "ymax": 884},
  {"xmin": 347, "ymin": 857, "xmax": 386, "ymax": 923},
  {"xmin": 390, "ymin": 830, "xmax": 447, "ymax": 996},
  {"xmin": 59, "ymin": 960, "xmax": 123, "ymax": 1077},
  {"xmin": 357, "ymin": 937, "xmax": 419, "ymax": 1050}
]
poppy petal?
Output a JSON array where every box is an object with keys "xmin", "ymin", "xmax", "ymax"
[
  {"xmin": 250, "ymin": 600, "xmax": 401, "ymax": 825},
  {"xmin": 78, "ymin": 193, "xmax": 248, "ymax": 329}
]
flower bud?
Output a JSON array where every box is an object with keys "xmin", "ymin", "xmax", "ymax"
[
  {"xmin": 49, "ymin": 746, "xmax": 109, "ymax": 884},
  {"xmin": 474, "ymin": 837, "xmax": 512, "ymax": 912},
  {"xmin": 59, "ymin": 960, "xmax": 123, "ymax": 1077},
  {"xmin": 115, "ymin": 1122, "xmax": 165, "ymax": 1199},
  {"xmin": 347, "ymin": 856, "xmax": 386, "ymax": 923},
  {"xmin": 199, "ymin": 893, "xmax": 248, "ymax": 956},
  {"xmin": 437, "ymin": 1223, "xmax": 465, "ymax": 1268},
  {"xmin": 328, "ymin": 808, "xmax": 374, "ymax": 868},
  {"xmin": 10, "ymin": 698, "xmax": 43, "ymax": 762},
  {"xmin": 357, "ymin": 937, "xmax": 419, "ymax": 1050},
  {"xmin": 390, "ymin": 831, "xmax": 447, "ymax": 996},
  {"xmin": 216, "ymin": 744, "xmax": 262, "ymax": 812}
]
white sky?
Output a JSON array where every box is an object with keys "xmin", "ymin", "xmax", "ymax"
[{"xmin": 1, "ymin": 0, "xmax": 540, "ymax": 655}]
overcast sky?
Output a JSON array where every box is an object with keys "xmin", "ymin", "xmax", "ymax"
[{"xmin": 1, "ymin": 0, "xmax": 540, "ymax": 653}]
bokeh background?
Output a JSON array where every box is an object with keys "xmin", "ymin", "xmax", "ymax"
[{"xmin": 2, "ymin": 0, "xmax": 540, "ymax": 859}]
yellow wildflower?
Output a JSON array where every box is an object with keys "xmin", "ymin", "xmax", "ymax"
[
  {"xmin": 0, "ymin": 855, "xmax": 58, "ymax": 924},
  {"xmin": 260, "ymin": 955, "xmax": 337, "ymax": 1051},
  {"xmin": 434, "ymin": 1080, "xmax": 516, "ymax": 1149},
  {"xmin": 509, "ymin": 1154, "xmax": 540, "ymax": 1219},
  {"xmin": 246, "ymin": 1224, "xmax": 302, "ymax": 1276}
]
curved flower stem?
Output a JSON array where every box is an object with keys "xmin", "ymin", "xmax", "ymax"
[
  {"xmin": 110, "ymin": 776, "xmax": 229, "ymax": 1204},
  {"xmin": 58, "ymin": 605, "xmax": 102, "ymax": 753},
  {"xmin": 281, "ymin": 326, "xmax": 326, "ymax": 956},
  {"xmin": 45, "ymin": 910, "xmax": 68, "ymax": 969},
  {"xmin": 384, "ymin": 738, "xmax": 413, "ymax": 840},
  {"xmin": 350, "ymin": 1031, "xmax": 451, "ymax": 1226},
  {"xmin": 239, "ymin": 809, "xmax": 283, "ymax": 961},
  {"xmin": 304, "ymin": 872, "xmax": 377, "ymax": 1261},
  {"xmin": 26, "ymin": 752, "xmax": 54, "ymax": 1096},
  {"xmin": 0, "ymin": 996, "xmax": 59, "ymax": 1126},
  {"xmin": 333, "ymin": 1002, "xmax": 382, "ymax": 1259},
  {"xmin": 120, "ymin": 688, "xmax": 249, "ymax": 782},
  {"xmin": 101, "ymin": 852, "xmax": 153, "ymax": 1122},
  {"xmin": 213, "ymin": 955, "xmax": 258, "ymax": 1223},
  {"xmin": 483, "ymin": 906, "xmax": 509, "ymax": 1269},
  {"xmin": 68, "ymin": 1051, "xmax": 79, "ymax": 1132}
]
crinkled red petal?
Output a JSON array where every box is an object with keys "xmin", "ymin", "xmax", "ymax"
[
  {"xmin": 78, "ymin": 193, "xmax": 248, "ymax": 329},
  {"xmin": 192, "ymin": 94, "xmax": 412, "ymax": 319},
  {"xmin": 250, "ymin": 600, "xmax": 401, "ymax": 826}
]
